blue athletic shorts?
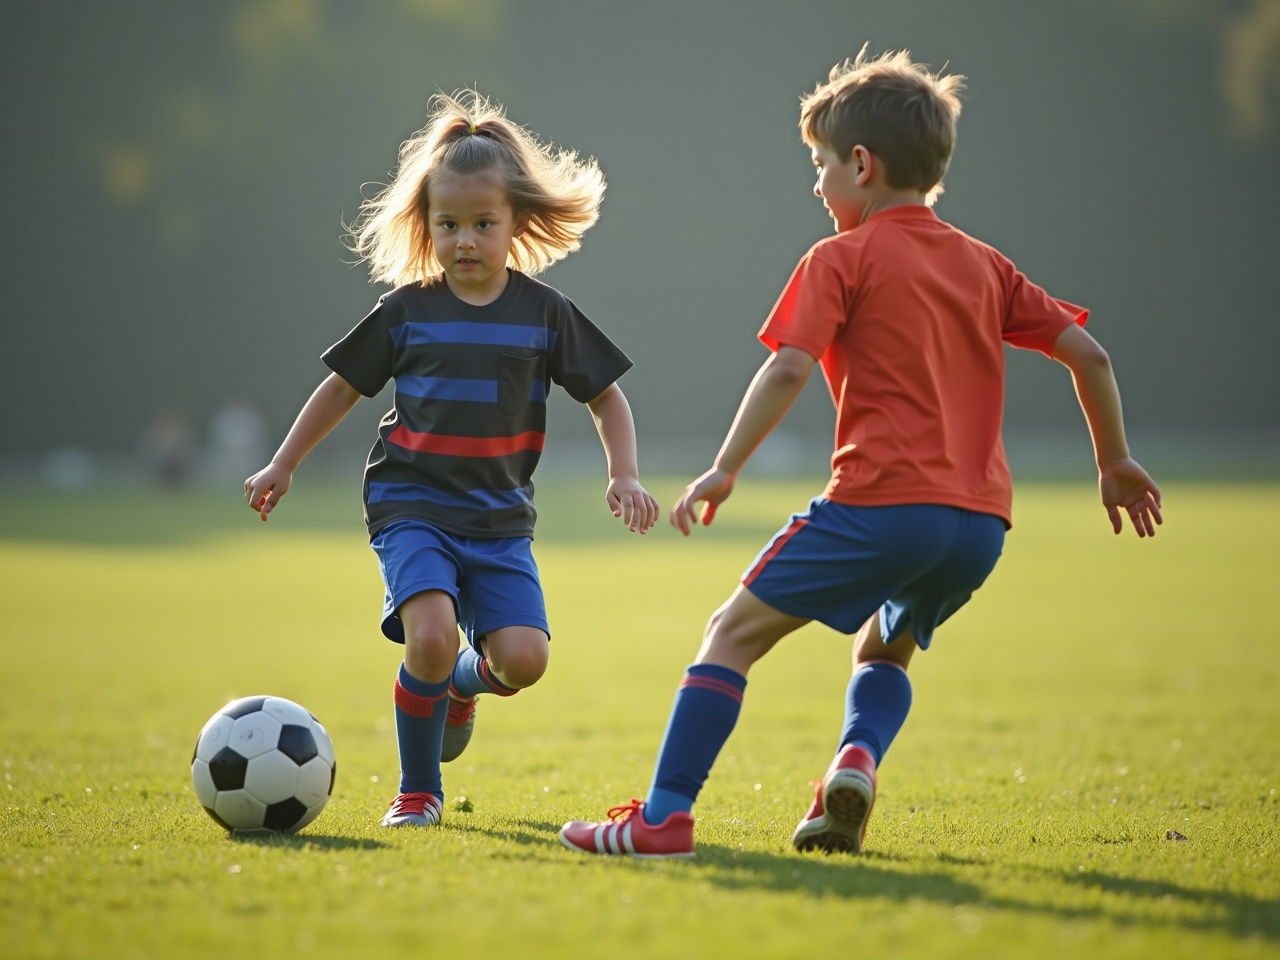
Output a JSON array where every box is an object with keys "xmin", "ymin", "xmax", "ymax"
[
  {"xmin": 742, "ymin": 499, "xmax": 1005, "ymax": 649},
  {"xmin": 370, "ymin": 519, "xmax": 549, "ymax": 646}
]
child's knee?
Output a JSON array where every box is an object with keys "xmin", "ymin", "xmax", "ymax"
[
  {"xmin": 702, "ymin": 605, "xmax": 771, "ymax": 663},
  {"xmin": 402, "ymin": 623, "xmax": 461, "ymax": 680},
  {"xmin": 485, "ymin": 629, "xmax": 550, "ymax": 689}
]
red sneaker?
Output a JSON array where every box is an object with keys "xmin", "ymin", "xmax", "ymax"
[
  {"xmin": 379, "ymin": 792, "xmax": 443, "ymax": 828},
  {"xmin": 792, "ymin": 744, "xmax": 877, "ymax": 853},
  {"xmin": 559, "ymin": 799, "xmax": 695, "ymax": 858},
  {"xmin": 441, "ymin": 688, "xmax": 476, "ymax": 763}
]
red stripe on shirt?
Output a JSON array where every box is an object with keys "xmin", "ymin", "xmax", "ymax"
[
  {"xmin": 388, "ymin": 425, "xmax": 546, "ymax": 458},
  {"xmin": 741, "ymin": 517, "xmax": 809, "ymax": 588}
]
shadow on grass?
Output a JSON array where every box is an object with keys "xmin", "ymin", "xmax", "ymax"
[
  {"xmin": 447, "ymin": 820, "xmax": 1278, "ymax": 941},
  {"xmin": 1031, "ymin": 867, "xmax": 1280, "ymax": 940},
  {"xmin": 227, "ymin": 831, "xmax": 390, "ymax": 852}
]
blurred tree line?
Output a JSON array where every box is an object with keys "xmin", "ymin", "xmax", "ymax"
[{"xmin": 2, "ymin": 0, "xmax": 1277, "ymax": 475}]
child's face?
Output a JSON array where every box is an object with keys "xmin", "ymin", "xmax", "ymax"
[
  {"xmin": 427, "ymin": 169, "xmax": 520, "ymax": 304},
  {"xmin": 810, "ymin": 141, "xmax": 868, "ymax": 232}
]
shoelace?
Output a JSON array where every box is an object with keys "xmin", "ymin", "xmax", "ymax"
[
  {"xmin": 389, "ymin": 792, "xmax": 437, "ymax": 816},
  {"xmin": 606, "ymin": 798, "xmax": 645, "ymax": 823},
  {"xmin": 446, "ymin": 696, "xmax": 476, "ymax": 724}
]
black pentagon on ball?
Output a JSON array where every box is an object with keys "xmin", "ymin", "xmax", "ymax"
[
  {"xmin": 276, "ymin": 724, "xmax": 318, "ymax": 764},
  {"xmin": 263, "ymin": 797, "xmax": 309, "ymax": 831},
  {"xmin": 208, "ymin": 746, "xmax": 250, "ymax": 791},
  {"xmin": 328, "ymin": 762, "xmax": 337, "ymax": 796},
  {"xmin": 221, "ymin": 696, "xmax": 268, "ymax": 719}
]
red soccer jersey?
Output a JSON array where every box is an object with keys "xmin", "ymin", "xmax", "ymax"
[{"xmin": 759, "ymin": 205, "xmax": 1086, "ymax": 527}]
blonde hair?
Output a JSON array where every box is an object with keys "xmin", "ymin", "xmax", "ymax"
[
  {"xmin": 800, "ymin": 46, "xmax": 965, "ymax": 203},
  {"xmin": 348, "ymin": 89, "xmax": 605, "ymax": 286}
]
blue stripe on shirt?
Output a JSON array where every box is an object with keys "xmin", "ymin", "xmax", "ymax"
[
  {"xmin": 395, "ymin": 375, "xmax": 546, "ymax": 403},
  {"xmin": 390, "ymin": 321, "xmax": 557, "ymax": 352},
  {"xmin": 368, "ymin": 481, "xmax": 535, "ymax": 512}
]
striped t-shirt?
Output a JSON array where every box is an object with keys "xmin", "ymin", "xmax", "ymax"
[{"xmin": 322, "ymin": 270, "xmax": 632, "ymax": 539}]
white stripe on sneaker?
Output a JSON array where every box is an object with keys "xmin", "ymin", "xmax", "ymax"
[{"xmin": 621, "ymin": 822, "xmax": 634, "ymax": 855}]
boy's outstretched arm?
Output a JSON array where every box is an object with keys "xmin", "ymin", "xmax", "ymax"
[
  {"xmin": 670, "ymin": 345, "xmax": 816, "ymax": 535},
  {"xmin": 1050, "ymin": 324, "xmax": 1163, "ymax": 537},
  {"xmin": 244, "ymin": 373, "xmax": 361, "ymax": 521},
  {"xmin": 586, "ymin": 383, "xmax": 660, "ymax": 534}
]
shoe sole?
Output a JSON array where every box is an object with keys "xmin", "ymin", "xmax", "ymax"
[
  {"xmin": 792, "ymin": 769, "xmax": 873, "ymax": 854},
  {"xmin": 440, "ymin": 718, "xmax": 474, "ymax": 763},
  {"xmin": 380, "ymin": 814, "xmax": 440, "ymax": 828}
]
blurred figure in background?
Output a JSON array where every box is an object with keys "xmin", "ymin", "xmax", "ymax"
[
  {"xmin": 206, "ymin": 398, "xmax": 268, "ymax": 487},
  {"xmin": 141, "ymin": 406, "xmax": 195, "ymax": 489}
]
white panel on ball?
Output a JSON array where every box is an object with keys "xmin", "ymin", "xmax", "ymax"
[
  {"xmin": 245, "ymin": 751, "xmax": 303, "ymax": 805},
  {"xmin": 228, "ymin": 712, "xmax": 283, "ymax": 760},
  {"xmin": 262, "ymin": 696, "xmax": 313, "ymax": 728}
]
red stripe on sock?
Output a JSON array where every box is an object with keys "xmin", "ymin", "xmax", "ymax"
[
  {"xmin": 679, "ymin": 675, "xmax": 744, "ymax": 703},
  {"xmin": 741, "ymin": 517, "xmax": 809, "ymax": 588},
  {"xmin": 394, "ymin": 678, "xmax": 445, "ymax": 718},
  {"xmin": 479, "ymin": 659, "xmax": 519, "ymax": 697}
]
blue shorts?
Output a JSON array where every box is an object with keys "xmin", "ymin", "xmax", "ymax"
[
  {"xmin": 742, "ymin": 499, "xmax": 1005, "ymax": 649},
  {"xmin": 370, "ymin": 520, "xmax": 549, "ymax": 646}
]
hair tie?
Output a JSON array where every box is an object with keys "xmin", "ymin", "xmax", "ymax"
[{"xmin": 468, "ymin": 123, "xmax": 478, "ymax": 135}]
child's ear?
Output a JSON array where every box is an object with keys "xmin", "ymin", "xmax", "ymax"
[
  {"xmin": 851, "ymin": 145, "xmax": 873, "ymax": 185},
  {"xmin": 513, "ymin": 212, "xmax": 529, "ymax": 238}
]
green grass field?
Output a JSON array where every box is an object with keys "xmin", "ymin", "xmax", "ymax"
[{"xmin": 1, "ymin": 479, "xmax": 1277, "ymax": 959}]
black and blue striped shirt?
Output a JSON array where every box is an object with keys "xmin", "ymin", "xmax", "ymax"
[{"xmin": 322, "ymin": 271, "xmax": 632, "ymax": 539}]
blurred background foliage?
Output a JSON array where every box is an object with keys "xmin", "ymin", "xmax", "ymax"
[{"xmin": 2, "ymin": 0, "xmax": 1277, "ymax": 484}]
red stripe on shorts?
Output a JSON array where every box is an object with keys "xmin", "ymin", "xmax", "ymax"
[
  {"xmin": 742, "ymin": 517, "xmax": 809, "ymax": 588},
  {"xmin": 394, "ymin": 678, "xmax": 445, "ymax": 718}
]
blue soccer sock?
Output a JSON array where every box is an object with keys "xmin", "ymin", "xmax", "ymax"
[
  {"xmin": 449, "ymin": 644, "xmax": 519, "ymax": 699},
  {"xmin": 840, "ymin": 660, "xmax": 913, "ymax": 765},
  {"xmin": 643, "ymin": 663, "xmax": 747, "ymax": 826},
  {"xmin": 393, "ymin": 663, "xmax": 450, "ymax": 797}
]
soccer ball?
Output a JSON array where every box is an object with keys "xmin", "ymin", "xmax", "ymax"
[{"xmin": 191, "ymin": 695, "xmax": 336, "ymax": 833}]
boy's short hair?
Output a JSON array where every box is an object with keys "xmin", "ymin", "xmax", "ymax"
[{"xmin": 800, "ymin": 46, "xmax": 965, "ymax": 199}]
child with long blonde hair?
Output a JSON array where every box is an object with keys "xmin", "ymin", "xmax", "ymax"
[{"xmin": 246, "ymin": 90, "xmax": 658, "ymax": 829}]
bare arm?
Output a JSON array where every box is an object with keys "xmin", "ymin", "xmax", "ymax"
[
  {"xmin": 670, "ymin": 345, "xmax": 816, "ymax": 535},
  {"xmin": 1051, "ymin": 324, "xmax": 1162, "ymax": 536},
  {"xmin": 586, "ymin": 382, "xmax": 659, "ymax": 533},
  {"xmin": 243, "ymin": 373, "xmax": 362, "ymax": 521}
]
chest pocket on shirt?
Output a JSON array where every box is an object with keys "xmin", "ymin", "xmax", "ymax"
[{"xmin": 498, "ymin": 354, "xmax": 541, "ymax": 415}]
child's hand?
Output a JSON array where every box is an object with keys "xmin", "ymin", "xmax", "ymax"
[
  {"xmin": 1099, "ymin": 458, "xmax": 1162, "ymax": 537},
  {"xmin": 244, "ymin": 463, "xmax": 293, "ymax": 522},
  {"xmin": 669, "ymin": 468, "xmax": 735, "ymax": 536},
  {"xmin": 606, "ymin": 477, "xmax": 660, "ymax": 534}
]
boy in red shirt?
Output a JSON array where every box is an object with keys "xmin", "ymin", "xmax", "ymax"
[{"xmin": 560, "ymin": 47, "xmax": 1162, "ymax": 858}]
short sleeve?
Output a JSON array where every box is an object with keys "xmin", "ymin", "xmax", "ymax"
[
  {"xmin": 321, "ymin": 297, "xmax": 396, "ymax": 398},
  {"xmin": 1002, "ymin": 270, "xmax": 1088, "ymax": 355},
  {"xmin": 758, "ymin": 247, "xmax": 848, "ymax": 359},
  {"xmin": 549, "ymin": 298, "xmax": 633, "ymax": 403}
]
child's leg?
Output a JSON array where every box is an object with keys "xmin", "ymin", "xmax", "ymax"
[
  {"xmin": 643, "ymin": 586, "xmax": 808, "ymax": 825},
  {"xmin": 450, "ymin": 627, "xmax": 549, "ymax": 697},
  {"xmin": 394, "ymin": 589, "xmax": 460, "ymax": 799},
  {"xmin": 841, "ymin": 612, "xmax": 916, "ymax": 765}
]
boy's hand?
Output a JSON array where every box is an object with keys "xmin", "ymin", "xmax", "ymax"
[
  {"xmin": 1099, "ymin": 458, "xmax": 1162, "ymax": 537},
  {"xmin": 606, "ymin": 477, "xmax": 660, "ymax": 534},
  {"xmin": 670, "ymin": 468, "xmax": 735, "ymax": 536},
  {"xmin": 244, "ymin": 463, "xmax": 293, "ymax": 522}
]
